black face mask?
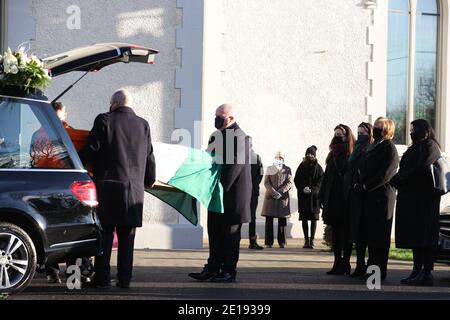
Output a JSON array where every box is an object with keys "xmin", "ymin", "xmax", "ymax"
[
  {"xmin": 410, "ymin": 132, "xmax": 426, "ymax": 143},
  {"xmin": 215, "ymin": 117, "xmax": 226, "ymax": 130},
  {"xmin": 357, "ymin": 134, "xmax": 369, "ymax": 144},
  {"xmin": 331, "ymin": 136, "xmax": 345, "ymax": 145},
  {"xmin": 373, "ymin": 128, "xmax": 383, "ymax": 142}
]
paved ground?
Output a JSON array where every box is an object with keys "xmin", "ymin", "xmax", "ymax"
[{"xmin": 8, "ymin": 241, "xmax": 450, "ymax": 300}]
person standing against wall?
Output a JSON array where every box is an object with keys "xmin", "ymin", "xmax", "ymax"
[
  {"xmin": 249, "ymin": 144, "xmax": 264, "ymax": 250},
  {"xmin": 189, "ymin": 104, "xmax": 252, "ymax": 283},
  {"xmin": 345, "ymin": 122, "xmax": 373, "ymax": 278},
  {"xmin": 294, "ymin": 146, "xmax": 324, "ymax": 249},
  {"xmin": 262, "ymin": 152, "xmax": 293, "ymax": 248},
  {"xmin": 391, "ymin": 119, "xmax": 442, "ymax": 286},
  {"xmin": 320, "ymin": 125, "xmax": 355, "ymax": 275},
  {"xmin": 359, "ymin": 117, "xmax": 399, "ymax": 281}
]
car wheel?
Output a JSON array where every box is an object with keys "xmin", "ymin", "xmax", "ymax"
[{"xmin": 0, "ymin": 223, "xmax": 37, "ymax": 294}]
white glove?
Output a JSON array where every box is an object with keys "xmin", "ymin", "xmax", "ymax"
[
  {"xmin": 273, "ymin": 191, "xmax": 282, "ymax": 200},
  {"xmin": 303, "ymin": 187, "xmax": 312, "ymax": 194}
]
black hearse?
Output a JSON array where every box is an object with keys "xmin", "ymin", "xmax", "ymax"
[
  {"xmin": 437, "ymin": 205, "xmax": 450, "ymax": 263},
  {"xmin": 0, "ymin": 43, "xmax": 158, "ymax": 293}
]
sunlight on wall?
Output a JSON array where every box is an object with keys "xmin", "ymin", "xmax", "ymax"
[{"xmin": 117, "ymin": 9, "xmax": 165, "ymax": 38}]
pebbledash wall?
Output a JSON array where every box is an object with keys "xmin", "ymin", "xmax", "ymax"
[
  {"xmin": 4, "ymin": 0, "xmax": 450, "ymax": 248},
  {"xmin": 201, "ymin": 0, "xmax": 372, "ymax": 240}
]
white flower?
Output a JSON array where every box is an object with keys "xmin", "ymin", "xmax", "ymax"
[
  {"xmin": 3, "ymin": 51, "xmax": 18, "ymax": 69},
  {"xmin": 9, "ymin": 65, "xmax": 19, "ymax": 74},
  {"xmin": 17, "ymin": 51, "xmax": 29, "ymax": 67}
]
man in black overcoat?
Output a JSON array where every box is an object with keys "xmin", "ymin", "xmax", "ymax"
[
  {"xmin": 249, "ymin": 146, "xmax": 264, "ymax": 250},
  {"xmin": 189, "ymin": 104, "xmax": 252, "ymax": 282},
  {"xmin": 80, "ymin": 89, "xmax": 156, "ymax": 288}
]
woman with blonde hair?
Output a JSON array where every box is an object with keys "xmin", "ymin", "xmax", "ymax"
[{"xmin": 358, "ymin": 117, "xmax": 399, "ymax": 281}]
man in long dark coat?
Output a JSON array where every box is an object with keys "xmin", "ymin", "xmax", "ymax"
[
  {"xmin": 189, "ymin": 104, "xmax": 252, "ymax": 282},
  {"xmin": 80, "ymin": 89, "xmax": 156, "ymax": 288},
  {"xmin": 249, "ymin": 147, "xmax": 264, "ymax": 250}
]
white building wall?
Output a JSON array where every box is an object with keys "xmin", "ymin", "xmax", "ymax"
[
  {"xmin": 16, "ymin": 0, "xmax": 203, "ymax": 248},
  {"xmin": 201, "ymin": 0, "xmax": 373, "ymax": 239}
]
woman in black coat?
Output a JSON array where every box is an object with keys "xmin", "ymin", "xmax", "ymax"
[
  {"xmin": 359, "ymin": 117, "xmax": 399, "ymax": 281},
  {"xmin": 294, "ymin": 146, "xmax": 324, "ymax": 249},
  {"xmin": 391, "ymin": 119, "xmax": 442, "ymax": 286},
  {"xmin": 344, "ymin": 122, "xmax": 373, "ymax": 278},
  {"xmin": 320, "ymin": 124, "xmax": 355, "ymax": 275}
]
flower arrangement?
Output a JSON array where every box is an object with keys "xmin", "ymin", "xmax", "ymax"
[{"xmin": 0, "ymin": 48, "xmax": 51, "ymax": 93}]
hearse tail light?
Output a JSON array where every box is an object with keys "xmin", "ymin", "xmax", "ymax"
[{"xmin": 70, "ymin": 181, "xmax": 99, "ymax": 207}]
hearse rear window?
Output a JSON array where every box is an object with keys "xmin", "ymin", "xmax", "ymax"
[{"xmin": 0, "ymin": 99, "xmax": 74, "ymax": 169}]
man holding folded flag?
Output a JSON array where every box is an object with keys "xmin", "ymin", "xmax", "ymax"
[{"xmin": 188, "ymin": 104, "xmax": 252, "ymax": 283}]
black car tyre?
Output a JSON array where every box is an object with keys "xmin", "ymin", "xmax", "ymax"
[{"xmin": 0, "ymin": 223, "xmax": 37, "ymax": 294}]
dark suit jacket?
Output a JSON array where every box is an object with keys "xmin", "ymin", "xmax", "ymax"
[
  {"xmin": 79, "ymin": 107, "xmax": 156, "ymax": 227},
  {"xmin": 207, "ymin": 123, "xmax": 252, "ymax": 225}
]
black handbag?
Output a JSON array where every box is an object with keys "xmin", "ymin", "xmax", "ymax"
[{"xmin": 431, "ymin": 156, "xmax": 450, "ymax": 195}]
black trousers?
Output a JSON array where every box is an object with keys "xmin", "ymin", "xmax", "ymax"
[
  {"xmin": 94, "ymin": 226, "xmax": 136, "ymax": 284},
  {"xmin": 355, "ymin": 241, "xmax": 368, "ymax": 269},
  {"xmin": 302, "ymin": 220, "xmax": 317, "ymax": 240},
  {"xmin": 367, "ymin": 246, "xmax": 390, "ymax": 279},
  {"xmin": 265, "ymin": 217, "xmax": 287, "ymax": 247},
  {"xmin": 331, "ymin": 223, "xmax": 352, "ymax": 265},
  {"xmin": 355, "ymin": 213, "xmax": 368, "ymax": 269},
  {"xmin": 249, "ymin": 194, "xmax": 259, "ymax": 243},
  {"xmin": 413, "ymin": 247, "xmax": 436, "ymax": 272},
  {"xmin": 206, "ymin": 222, "xmax": 242, "ymax": 277}
]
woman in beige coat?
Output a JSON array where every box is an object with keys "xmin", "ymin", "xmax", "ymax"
[{"xmin": 262, "ymin": 151, "xmax": 293, "ymax": 248}]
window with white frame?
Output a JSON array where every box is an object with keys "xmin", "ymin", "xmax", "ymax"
[{"xmin": 387, "ymin": 0, "xmax": 440, "ymax": 145}]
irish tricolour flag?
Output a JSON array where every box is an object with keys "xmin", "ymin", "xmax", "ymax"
[{"xmin": 146, "ymin": 142, "xmax": 224, "ymax": 226}]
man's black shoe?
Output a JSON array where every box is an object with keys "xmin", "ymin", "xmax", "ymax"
[
  {"xmin": 46, "ymin": 274, "xmax": 62, "ymax": 284},
  {"xmin": 400, "ymin": 268, "xmax": 421, "ymax": 285},
  {"xmin": 116, "ymin": 282, "xmax": 131, "ymax": 289},
  {"xmin": 407, "ymin": 270, "xmax": 434, "ymax": 287},
  {"xmin": 249, "ymin": 243, "xmax": 264, "ymax": 250},
  {"xmin": 210, "ymin": 272, "xmax": 236, "ymax": 283},
  {"xmin": 82, "ymin": 279, "xmax": 112, "ymax": 289},
  {"xmin": 188, "ymin": 270, "xmax": 217, "ymax": 281}
]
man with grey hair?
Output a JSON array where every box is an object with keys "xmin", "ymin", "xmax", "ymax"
[{"xmin": 80, "ymin": 89, "xmax": 156, "ymax": 289}]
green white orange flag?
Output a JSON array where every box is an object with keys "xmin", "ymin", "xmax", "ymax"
[{"xmin": 146, "ymin": 142, "xmax": 224, "ymax": 226}]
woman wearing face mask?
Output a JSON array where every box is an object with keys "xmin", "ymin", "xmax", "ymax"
[
  {"xmin": 261, "ymin": 151, "xmax": 293, "ymax": 248},
  {"xmin": 320, "ymin": 125, "xmax": 355, "ymax": 275},
  {"xmin": 391, "ymin": 119, "xmax": 441, "ymax": 286},
  {"xmin": 359, "ymin": 117, "xmax": 399, "ymax": 281},
  {"xmin": 294, "ymin": 146, "xmax": 324, "ymax": 249},
  {"xmin": 344, "ymin": 122, "xmax": 373, "ymax": 278}
]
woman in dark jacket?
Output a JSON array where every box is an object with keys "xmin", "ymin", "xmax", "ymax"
[
  {"xmin": 320, "ymin": 124, "xmax": 355, "ymax": 275},
  {"xmin": 294, "ymin": 146, "xmax": 324, "ymax": 249},
  {"xmin": 345, "ymin": 122, "xmax": 373, "ymax": 278},
  {"xmin": 359, "ymin": 117, "xmax": 399, "ymax": 281},
  {"xmin": 391, "ymin": 119, "xmax": 442, "ymax": 286}
]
